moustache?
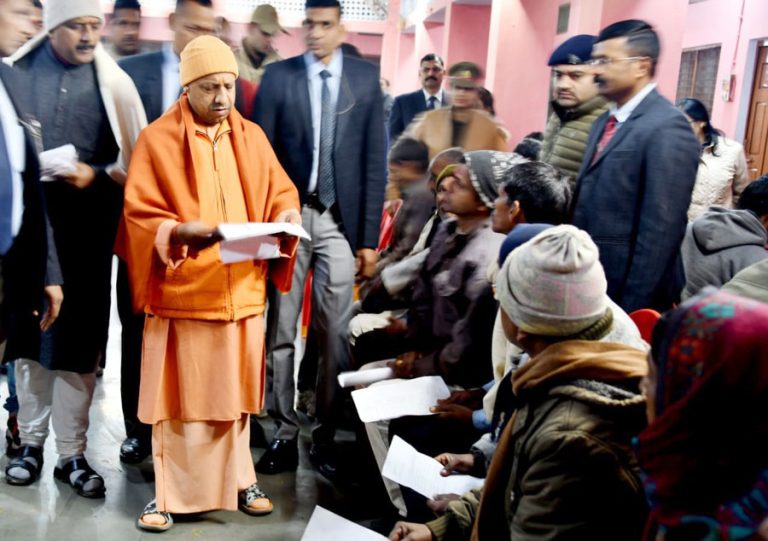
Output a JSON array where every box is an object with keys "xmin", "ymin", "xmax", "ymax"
[
  {"xmin": 426, "ymin": 76, "xmax": 438, "ymax": 82},
  {"xmin": 76, "ymin": 45, "xmax": 95, "ymax": 52}
]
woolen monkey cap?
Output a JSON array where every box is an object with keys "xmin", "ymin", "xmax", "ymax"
[
  {"xmin": 496, "ymin": 225, "xmax": 608, "ymax": 336},
  {"xmin": 45, "ymin": 0, "xmax": 103, "ymax": 31},
  {"xmin": 180, "ymin": 36, "xmax": 239, "ymax": 87}
]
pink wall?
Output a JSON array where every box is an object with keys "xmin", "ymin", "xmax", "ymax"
[
  {"xmin": 442, "ymin": 4, "xmax": 491, "ymax": 69},
  {"xmin": 683, "ymin": 0, "xmax": 768, "ymax": 140},
  {"xmin": 486, "ymin": 0, "xmax": 560, "ymax": 145}
]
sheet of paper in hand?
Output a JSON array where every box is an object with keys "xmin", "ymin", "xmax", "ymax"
[
  {"xmin": 217, "ymin": 222, "xmax": 311, "ymax": 264},
  {"xmin": 383, "ymin": 436, "xmax": 485, "ymax": 500},
  {"xmin": 300, "ymin": 506, "xmax": 387, "ymax": 541},
  {"xmin": 39, "ymin": 144, "xmax": 78, "ymax": 181},
  {"xmin": 351, "ymin": 375, "xmax": 451, "ymax": 423}
]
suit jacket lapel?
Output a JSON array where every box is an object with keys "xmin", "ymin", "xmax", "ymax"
[
  {"xmin": 578, "ymin": 112, "xmax": 607, "ymax": 176},
  {"xmin": 584, "ymin": 89, "xmax": 658, "ymax": 171},
  {"xmin": 293, "ymin": 61, "xmax": 313, "ymax": 148},
  {"xmin": 146, "ymin": 59, "xmax": 163, "ymax": 120},
  {"xmin": 334, "ymin": 66, "xmax": 356, "ymax": 153},
  {"xmin": 588, "ymin": 115, "xmax": 633, "ymax": 169}
]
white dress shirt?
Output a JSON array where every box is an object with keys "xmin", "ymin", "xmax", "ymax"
[
  {"xmin": 0, "ymin": 78, "xmax": 26, "ymax": 239},
  {"xmin": 305, "ymin": 48, "xmax": 343, "ymax": 194},
  {"xmin": 611, "ymin": 82, "xmax": 657, "ymax": 125},
  {"xmin": 161, "ymin": 43, "xmax": 181, "ymax": 114},
  {"xmin": 422, "ymin": 89, "xmax": 444, "ymax": 108}
]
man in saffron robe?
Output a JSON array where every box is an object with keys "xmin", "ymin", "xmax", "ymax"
[{"xmin": 121, "ymin": 35, "xmax": 301, "ymax": 532}]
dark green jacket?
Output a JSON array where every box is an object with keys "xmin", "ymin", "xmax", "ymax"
[
  {"xmin": 539, "ymin": 96, "xmax": 608, "ymax": 181},
  {"xmin": 427, "ymin": 379, "xmax": 648, "ymax": 540}
]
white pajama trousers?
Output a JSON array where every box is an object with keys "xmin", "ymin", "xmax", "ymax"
[{"xmin": 14, "ymin": 358, "xmax": 96, "ymax": 457}]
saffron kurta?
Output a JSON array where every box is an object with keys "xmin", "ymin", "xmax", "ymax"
[{"xmin": 122, "ymin": 96, "xmax": 299, "ymax": 512}]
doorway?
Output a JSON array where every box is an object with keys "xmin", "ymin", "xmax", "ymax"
[{"xmin": 744, "ymin": 43, "xmax": 768, "ymax": 180}]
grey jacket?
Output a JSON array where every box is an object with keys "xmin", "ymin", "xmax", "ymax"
[
  {"xmin": 722, "ymin": 258, "xmax": 768, "ymax": 304},
  {"xmin": 408, "ymin": 218, "xmax": 504, "ymax": 387},
  {"xmin": 681, "ymin": 206, "xmax": 768, "ymax": 300}
]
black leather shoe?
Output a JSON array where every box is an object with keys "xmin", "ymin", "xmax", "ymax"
[
  {"xmin": 255, "ymin": 439, "xmax": 298, "ymax": 474},
  {"xmin": 249, "ymin": 417, "xmax": 269, "ymax": 449},
  {"xmin": 309, "ymin": 443, "xmax": 338, "ymax": 480},
  {"xmin": 119, "ymin": 437, "xmax": 151, "ymax": 464}
]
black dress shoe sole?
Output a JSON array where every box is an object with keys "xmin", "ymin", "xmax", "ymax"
[
  {"xmin": 120, "ymin": 452, "xmax": 150, "ymax": 465},
  {"xmin": 254, "ymin": 459, "xmax": 298, "ymax": 475}
]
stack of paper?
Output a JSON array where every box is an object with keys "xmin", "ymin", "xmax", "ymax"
[
  {"xmin": 383, "ymin": 436, "xmax": 485, "ymax": 499},
  {"xmin": 216, "ymin": 222, "xmax": 311, "ymax": 263},
  {"xmin": 351, "ymin": 375, "xmax": 451, "ymax": 423},
  {"xmin": 301, "ymin": 506, "xmax": 387, "ymax": 541},
  {"xmin": 39, "ymin": 144, "xmax": 78, "ymax": 181}
]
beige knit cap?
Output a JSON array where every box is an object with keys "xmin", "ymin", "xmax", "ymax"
[
  {"xmin": 44, "ymin": 0, "xmax": 103, "ymax": 31},
  {"xmin": 180, "ymin": 36, "xmax": 239, "ymax": 87},
  {"xmin": 496, "ymin": 225, "xmax": 608, "ymax": 336}
]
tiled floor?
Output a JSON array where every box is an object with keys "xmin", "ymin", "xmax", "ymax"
[{"xmin": 0, "ymin": 280, "xmax": 397, "ymax": 540}]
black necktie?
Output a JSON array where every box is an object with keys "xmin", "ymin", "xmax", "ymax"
[
  {"xmin": 0, "ymin": 113, "xmax": 14, "ymax": 256},
  {"xmin": 426, "ymin": 96, "xmax": 437, "ymax": 110},
  {"xmin": 317, "ymin": 70, "xmax": 336, "ymax": 209}
]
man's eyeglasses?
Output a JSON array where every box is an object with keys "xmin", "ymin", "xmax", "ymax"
[{"xmin": 586, "ymin": 56, "xmax": 648, "ymax": 67}]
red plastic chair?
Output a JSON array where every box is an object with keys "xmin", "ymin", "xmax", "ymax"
[{"xmin": 628, "ymin": 309, "xmax": 662, "ymax": 343}]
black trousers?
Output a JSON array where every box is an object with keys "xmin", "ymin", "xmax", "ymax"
[{"xmin": 116, "ymin": 259, "xmax": 150, "ymax": 444}]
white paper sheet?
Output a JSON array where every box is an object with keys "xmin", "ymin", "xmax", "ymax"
[
  {"xmin": 39, "ymin": 144, "xmax": 78, "ymax": 181},
  {"xmin": 216, "ymin": 222, "xmax": 311, "ymax": 263},
  {"xmin": 382, "ymin": 436, "xmax": 485, "ymax": 500},
  {"xmin": 217, "ymin": 222, "xmax": 311, "ymax": 241},
  {"xmin": 337, "ymin": 367, "xmax": 394, "ymax": 388},
  {"xmin": 351, "ymin": 375, "xmax": 451, "ymax": 423},
  {"xmin": 300, "ymin": 506, "xmax": 387, "ymax": 541}
]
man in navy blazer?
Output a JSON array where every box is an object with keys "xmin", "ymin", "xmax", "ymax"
[
  {"xmin": 119, "ymin": 0, "xmax": 255, "ymax": 124},
  {"xmin": 388, "ymin": 53, "xmax": 448, "ymax": 143},
  {"xmin": 0, "ymin": 2, "xmax": 62, "ymax": 458},
  {"xmin": 253, "ymin": 0, "xmax": 385, "ymax": 476},
  {"xmin": 572, "ymin": 20, "xmax": 700, "ymax": 313}
]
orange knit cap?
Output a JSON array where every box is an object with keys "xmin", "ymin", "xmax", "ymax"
[{"xmin": 180, "ymin": 35, "xmax": 239, "ymax": 86}]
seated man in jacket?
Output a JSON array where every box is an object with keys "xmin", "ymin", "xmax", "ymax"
[
  {"xmin": 386, "ymin": 151, "xmax": 513, "ymax": 387},
  {"xmin": 391, "ymin": 225, "xmax": 649, "ymax": 541},
  {"xmin": 359, "ymin": 150, "xmax": 509, "ymax": 518},
  {"xmin": 681, "ymin": 175, "xmax": 768, "ymax": 300},
  {"xmin": 353, "ymin": 147, "xmax": 463, "ymax": 323}
]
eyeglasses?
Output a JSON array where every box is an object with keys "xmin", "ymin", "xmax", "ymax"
[{"xmin": 586, "ymin": 56, "xmax": 648, "ymax": 67}]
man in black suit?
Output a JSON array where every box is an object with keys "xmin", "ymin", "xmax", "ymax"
[
  {"xmin": 253, "ymin": 0, "xmax": 385, "ymax": 476},
  {"xmin": 388, "ymin": 53, "xmax": 447, "ymax": 143},
  {"xmin": 0, "ymin": 0, "xmax": 62, "ymax": 457},
  {"xmin": 572, "ymin": 20, "xmax": 700, "ymax": 312}
]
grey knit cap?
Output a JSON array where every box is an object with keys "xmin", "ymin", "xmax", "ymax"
[
  {"xmin": 496, "ymin": 225, "xmax": 608, "ymax": 336},
  {"xmin": 464, "ymin": 151, "xmax": 528, "ymax": 208}
]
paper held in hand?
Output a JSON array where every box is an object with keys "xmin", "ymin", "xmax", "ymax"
[
  {"xmin": 351, "ymin": 375, "xmax": 451, "ymax": 423},
  {"xmin": 337, "ymin": 366, "xmax": 394, "ymax": 388},
  {"xmin": 301, "ymin": 506, "xmax": 387, "ymax": 541},
  {"xmin": 216, "ymin": 222, "xmax": 311, "ymax": 264},
  {"xmin": 39, "ymin": 144, "xmax": 78, "ymax": 181},
  {"xmin": 383, "ymin": 436, "xmax": 485, "ymax": 500}
]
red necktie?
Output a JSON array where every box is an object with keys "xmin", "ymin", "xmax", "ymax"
[{"xmin": 592, "ymin": 115, "xmax": 617, "ymax": 164}]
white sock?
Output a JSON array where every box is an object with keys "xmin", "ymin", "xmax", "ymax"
[
  {"xmin": 7, "ymin": 452, "xmax": 41, "ymax": 481},
  {"xmin": 58, "ymin": 455, "xmax": 103, "ymax": 493}
]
